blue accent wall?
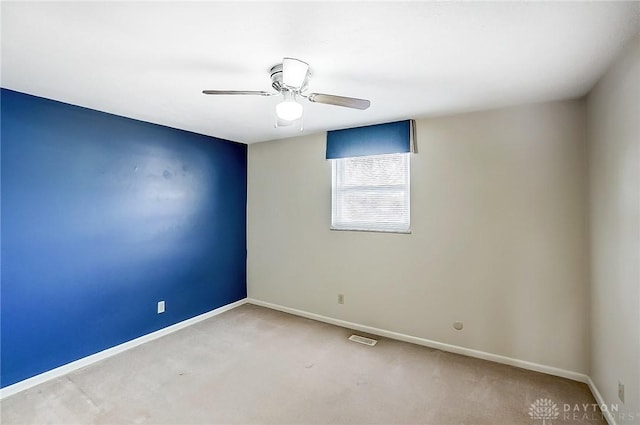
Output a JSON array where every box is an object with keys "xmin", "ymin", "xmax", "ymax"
[{"xmin": 0, "ymin": 89, "xmax": 247, "ymax": 387}]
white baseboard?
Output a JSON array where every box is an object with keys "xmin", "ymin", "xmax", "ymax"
[
  {"xmin": 587, "ymin": 376, "xmax": 617, "ymax": 425},
  {"xmin": 0, "ymin": 298, "xmax": 248, "ymax": 400},
  {"xmin": 246, "ymin": 298, "xmax": 590, "ymax": 384}
]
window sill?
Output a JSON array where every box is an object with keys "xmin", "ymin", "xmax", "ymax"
[{"xmin": 330, "ymin": 227, "xmax": 412, "ymax": 235}]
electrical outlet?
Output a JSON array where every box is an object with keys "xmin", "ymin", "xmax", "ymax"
[
  {"xmin": 157, "ymin": 301, "xmax": 165, "ymax": 314},
  {"xmin": 618, "ymin": 380, "xmax": 625, "ymax": 403},
  {"xmin": 338, "ymin": 294, "xmax": 344, "ymax": 304}
]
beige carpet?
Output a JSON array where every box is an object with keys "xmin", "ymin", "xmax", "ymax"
[{"xmin": 1, "ymin": 304, "xmax": 605, "ymax": 425}]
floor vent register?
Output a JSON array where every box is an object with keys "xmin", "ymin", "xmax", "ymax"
[{"xmin": 348, "ymin": 335, "xmax": 378, "ymax": 346}]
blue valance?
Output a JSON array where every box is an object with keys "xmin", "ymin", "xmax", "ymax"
[{"xmin": 326, "ymin": 119, "xmax": 415, "ymax": 159}]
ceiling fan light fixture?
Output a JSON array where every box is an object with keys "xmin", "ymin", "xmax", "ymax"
[
  {"xmin": 282, "ymin": 57, "xmax": 309, "ymax": 88},
  {"xmin": 276, "ymin": 91, "xmax": 303, "ymax": 121},
  {"xmin": 276, "ymin": 100, "xmax": 303, "ymax": 121}
]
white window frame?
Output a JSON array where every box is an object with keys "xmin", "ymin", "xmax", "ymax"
[{"xmin": 331, "ymin": 153, "xmax": 411, "ymax": 234}]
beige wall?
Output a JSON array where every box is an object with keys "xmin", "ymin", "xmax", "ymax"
[
  {"xmin": 248, "ymin": 100, "xmax": 589, "ymax": 374},
  {"xmin": 587, "ymin": 33, "xmax": 640, "ymax": 420}
]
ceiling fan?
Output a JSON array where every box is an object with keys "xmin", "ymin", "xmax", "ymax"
[{"xmin": 202, "ymin": 58, "xmax": 370, "ymax": 128}]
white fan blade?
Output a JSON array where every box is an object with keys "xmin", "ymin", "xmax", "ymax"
[
  {"xmin": 307, "ymin": 93, "xmax": 370, "ymax": 110},
  {"xmin": 202, "ymin": 90, "xmax": 275, "ymax": 96}
]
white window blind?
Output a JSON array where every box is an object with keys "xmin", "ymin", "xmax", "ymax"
[{"xmin": 331, "ymin": 153, "xmax": 410, "ymax": 233}]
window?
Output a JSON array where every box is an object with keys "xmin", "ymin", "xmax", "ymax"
[{"xmin": 331, "ymin": 152, "xmax": 410, "ymax": 233}]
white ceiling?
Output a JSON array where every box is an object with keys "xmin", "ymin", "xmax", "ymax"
[{"xmin": 2, "ymin": 2, "xmax": 639, "ymax": 144}]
